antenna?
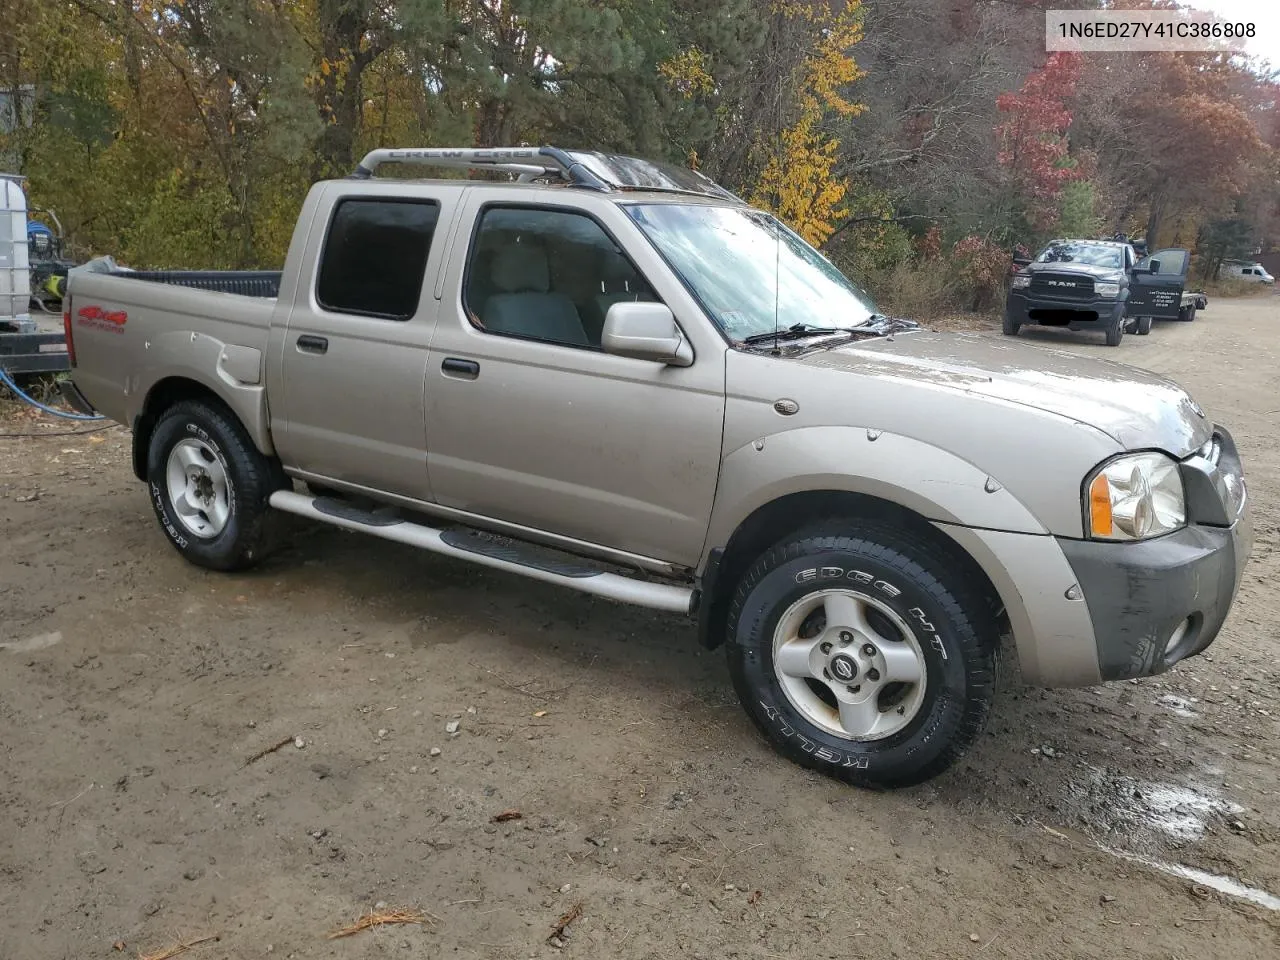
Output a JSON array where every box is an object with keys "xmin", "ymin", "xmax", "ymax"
[{"xmin": 771, "ymin": 70, "xmax": 784, "ymax": 353}]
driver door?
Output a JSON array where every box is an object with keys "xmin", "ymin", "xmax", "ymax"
[{"xmin": 1127, "ymin": 248, "xmax": 1189, "ymax": 321}]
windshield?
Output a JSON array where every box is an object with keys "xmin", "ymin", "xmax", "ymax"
[
  {"xmin": 625, "ymin": 203, "xmax": 877, "ymax": 341},
  {"xmin": 1035, "ymin": 241, "xmax": 1123, "ymax": 269}
]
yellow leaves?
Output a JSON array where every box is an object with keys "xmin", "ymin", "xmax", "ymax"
[
  {"xmin": 750, "ymin": 114, "xmax": 849, "ymax": 247},
  {"xmin": 748, "ymin": 1, "xmax": 866, "ymax": 245},
  {"xmin": 658, "ymin": 48, "xmax": 715, "ymax": 98},
  {"xmin": 805, "ymin": 14, "xmax": 866, "ymax": 118}
]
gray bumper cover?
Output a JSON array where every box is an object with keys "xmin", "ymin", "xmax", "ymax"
[{"xmin": 1057, "ymin": 511, "xmax": 1252, "ymax": 680}]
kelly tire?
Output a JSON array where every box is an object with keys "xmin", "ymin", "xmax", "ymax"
[
  {"xmin": 725, "ymin": 522, "xmax": 1000, "ymax": 788},
  {"xmin": 146, "ymin": 399, "xmax": 285, "ymax": 572}
]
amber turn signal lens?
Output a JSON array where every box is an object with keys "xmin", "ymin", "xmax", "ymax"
[{"xmin": 1089, "ymin": 473, "xmax": 1112, "ymax": 537}]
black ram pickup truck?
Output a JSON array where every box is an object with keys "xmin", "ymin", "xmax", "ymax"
[{"xmin": 1004, "ymin": 239, "xmax": 1201, "ymax": 347}]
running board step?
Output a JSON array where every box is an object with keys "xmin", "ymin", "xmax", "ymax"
[{"xmin": 268, "ymin": 490, "xmax": 693, "ymax": 614}]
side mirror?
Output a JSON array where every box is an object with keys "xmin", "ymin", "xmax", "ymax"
[
  {"xmin": 601, "ymin": 302, "xmax": 692, "ymax": 366},
  {"xmin": 1147, "ymin": 259, "xmax": 1161, "ymax": 274}
]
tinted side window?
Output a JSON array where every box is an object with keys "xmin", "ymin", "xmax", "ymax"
[
  {"xmin": 463, "ymin": 205, "xmax": 658, "ymax": 348},
  {"xmin": 317, "ymin": 199, "xmax": 440, "ymax": 320}
]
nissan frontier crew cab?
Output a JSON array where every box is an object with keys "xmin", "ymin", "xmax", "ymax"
[{"xmin": 60, "ymin": 147, "xmax": 1253, "ymax": 788}]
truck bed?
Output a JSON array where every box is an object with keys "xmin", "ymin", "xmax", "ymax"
[
  {"xmin": 66, "ymin": 268, "xmax": 278, "ymax": 430},
  {"xmin": 122, "ymin": 270, "xmax": 282, "ymax": 298}
]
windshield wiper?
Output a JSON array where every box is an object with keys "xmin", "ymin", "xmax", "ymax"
[{"xmin": 741, "ymin": 323, "xmax": 844, "ymax": 345}]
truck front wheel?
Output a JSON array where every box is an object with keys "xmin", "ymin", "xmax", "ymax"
[
  {"xmin": 146, "ymin": 399, "xmax": 285, "ymax": 571},
  {"xmin": 1105, "ymin": 316, "xmax": 1123, "ymax": 346},
  {"xmin": 724, "ymin": 522, "xmax": 999, "ymax": 788}
]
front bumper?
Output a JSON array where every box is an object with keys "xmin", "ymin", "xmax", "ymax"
[
  {"xmin": 1058, "ymin": 509, "xmax": 1252, "ymax": 681},
  {"xmin": 1061, "ymin": 424, "xmax": 1252, "ymax": 681},
  {"xmin": 1006, "ymin": 292, "xmax": 1124, "ymax": 330},
  {"xmin": 937, "ymin": 425, "xmax": 1252, "ymax": 687}
]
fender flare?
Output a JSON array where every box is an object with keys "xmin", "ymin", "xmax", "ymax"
[
  {"xmin": 703, "ymin": 425, "xmax": 1046, "ymax": 558},
  {"xmin": 129, "ymin": 331, "xmax": 272, "ymax": 476}
]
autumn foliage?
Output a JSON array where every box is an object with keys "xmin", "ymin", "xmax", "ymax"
[
  {"xmin": 995, "ymin": 52, "xmax": 1083, "ymax": 231},
  {"xmin": 1, "ymin": 0, "xmax": 1275, "ymax": 305}
]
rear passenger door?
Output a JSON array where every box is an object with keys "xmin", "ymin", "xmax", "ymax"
[
  {"xmin": 271, "ymin": 186, "xmax": 455, "ymax": 500},
  {"xmin": 1127, "ymin": 248, "xmax": 1189, "ymax": 321},
  {"xmin": 424, "ymin": 191, "xmax": 727, "ymax": 567}
]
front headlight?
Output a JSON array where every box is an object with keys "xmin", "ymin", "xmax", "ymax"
[
  {"xmin": 1011, "ymin": 273, "xmax": 1030, "ymax": 289},
  {"xmin": 1086, "ymin": 452, "xmax": 1186, "ymax": 540},
  {"xmin": 1094, "ymin": 281, "xmax": 1120, "ymax": 298}
]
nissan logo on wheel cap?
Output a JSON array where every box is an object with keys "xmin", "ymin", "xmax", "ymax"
[{"xmin": 829, "ymin": 654, "xmax": 858, "ymax": 682}]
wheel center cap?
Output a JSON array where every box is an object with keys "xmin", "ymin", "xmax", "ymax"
[{"xmin": 829, "ymin": 653, "xmax": 858, "ymax": 682}]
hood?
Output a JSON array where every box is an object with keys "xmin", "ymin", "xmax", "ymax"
[
  {"xmin": 1022, "ymin": 260, "xmax": 1122, "ymax": 280},
  {"xmin": 799, "ymin": 331, "xmax": 1211, "ymax": 456}
]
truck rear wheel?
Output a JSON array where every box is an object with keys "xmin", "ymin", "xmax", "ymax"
[
  {"xmin": 724, "ymin": 522, "xmax": 999, "ymax": 788},
  {"xmin": 146, "ymin": 399, "xmax": 285, "ymax": 571},
  {"xmin": 1136, "ymin": 315, "xmax": 1152, "ymax": 335}
]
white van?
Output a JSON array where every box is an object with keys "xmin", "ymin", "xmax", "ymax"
[{"xmin": 1223, "ymin": 262, "xmax": 1275, "ymax": 285}]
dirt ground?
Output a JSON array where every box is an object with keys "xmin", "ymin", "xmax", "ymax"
[{"xmin": 2, "ymin": 296, "xmax": 1278, "ymax": 960}]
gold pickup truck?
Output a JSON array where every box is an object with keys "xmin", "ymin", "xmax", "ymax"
[{"xmin": 60, "ymin": 147, "xmax": 1252, "ymax": 788}]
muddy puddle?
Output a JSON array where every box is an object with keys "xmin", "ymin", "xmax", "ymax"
[{"xmin": 1058, "ymin": 767, "xmax": 1243, "ymax": 847}]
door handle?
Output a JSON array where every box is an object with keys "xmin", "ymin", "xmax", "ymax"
[
  {"xmin": 296, "ymin": 335, "xmax": 328, "ymax": 355},
  {"xmin": 441, "ymin": 357, "xmax": 480, "ymax": 379}
]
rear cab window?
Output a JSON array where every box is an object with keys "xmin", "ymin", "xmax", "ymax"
[{"xmin": 317, "ymin": 198, "xmax": 441, "ymax": 320}]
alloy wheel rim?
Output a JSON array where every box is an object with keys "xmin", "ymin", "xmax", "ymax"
[
  {"xmin": 771, "ymin": 588, "xmax": 928, "ymax": 742},
  {"xmin": 165, "ymin": 438, "xmax": 231, "ymax": 539}
]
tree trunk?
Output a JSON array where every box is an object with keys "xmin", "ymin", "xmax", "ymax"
[
  {"xmin": 1144, "ymin": 189, "xmax": 1167, "ymax": 248},
  {"xmin": 313, "ymin": 0, "xmax": 379, "ymax": 178}
]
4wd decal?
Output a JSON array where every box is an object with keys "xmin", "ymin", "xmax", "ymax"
[{"xmin": 77, "ymin": 305, "xmax": 128, "ymax": 334}]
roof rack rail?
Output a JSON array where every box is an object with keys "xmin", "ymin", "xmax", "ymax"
[{"xmin": 350, "ymin": 146, "xmax": 611, "ymax": 191}]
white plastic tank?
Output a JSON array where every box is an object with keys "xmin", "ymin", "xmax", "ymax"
[{"xmin": 1, "ymin": 174, "xmax": 32, "ymax": 332}]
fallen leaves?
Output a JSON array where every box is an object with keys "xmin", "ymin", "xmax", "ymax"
[
  {"xmin": 547, "ymin": 901, "xmax": 583, "ymax": 944},
  {"xmin": 491, "ymin": 809, "xmax": 523, "ymax": 823}
]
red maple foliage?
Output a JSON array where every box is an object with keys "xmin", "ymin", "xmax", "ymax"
[{"xmin": 995, "ymin": 52, "xmax": 1084, "ymax": 230}]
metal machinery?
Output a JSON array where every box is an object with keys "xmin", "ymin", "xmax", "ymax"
[{"xmin": 0, "ymin": 173, "xmax": 70, "ymax": 374}]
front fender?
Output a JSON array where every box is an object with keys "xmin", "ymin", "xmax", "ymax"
[
  {"xmin": 133, "ymin": 330, "xmax": 273, "ymax": 455},
  {"xmin": 703, "ymin": 425, "xmax": 1047, "ymax": 557}
]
